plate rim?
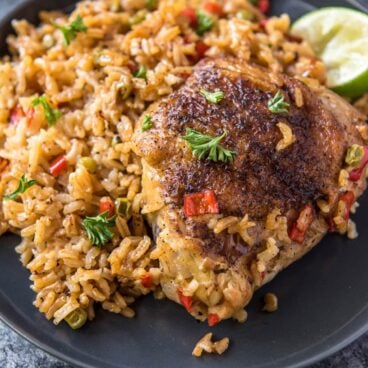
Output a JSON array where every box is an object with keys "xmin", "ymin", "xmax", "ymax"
[{"xmin": 1, "ymin": 0, "xmax": 368, "ymax": 367}]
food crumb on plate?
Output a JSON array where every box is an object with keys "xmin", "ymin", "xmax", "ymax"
[
  {"xmin": 192, "ymin": 333, "xmax": 230, "ymax": 357},
  {"xmin": 263, "ymin": 292, "xmax": 278, "ymax": 313}
]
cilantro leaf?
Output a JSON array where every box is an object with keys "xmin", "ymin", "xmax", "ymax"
[
  {"xmin": 182, "ymin": 128, "xmax": 235, "ymax": 163},
  {"xmin": 4, "ymin": 174, "xmax": 37, "ymax": 200}
]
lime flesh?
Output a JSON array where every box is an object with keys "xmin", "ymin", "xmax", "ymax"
[{"xmin": 292, "ymin": 7, "xmax": 368, "ymax": 99}]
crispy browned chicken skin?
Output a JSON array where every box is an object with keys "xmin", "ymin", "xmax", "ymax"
[{"xmin": 133, "ymin": 58, "xmax": 367, "ymax": 322}]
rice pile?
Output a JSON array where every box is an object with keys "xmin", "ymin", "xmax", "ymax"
[{"xmin": 0, "ymin": 0, "xmax": 364, "ymax": 327}]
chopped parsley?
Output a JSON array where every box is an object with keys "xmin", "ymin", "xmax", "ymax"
[
  {"xmin": 199, "ymin": 89, "xmax": 224, "ymax": 104},
  {"xmin": 55, "ymin": 15, "xmax": 88, "ymax": 45},
  {"xmin": 196, "ymin": 11, "xmax": 214, "ymax": 36},
  {"xmin": 182, "ymin": 128, "xmax": 235, "ymax": 163},
  {"xmin": 4, "ymin": 175, "xmax": 37, "ymax": 200},
  {"xmin": 268, "ymin": 90, "xmax": 290, "ymax": 114},
  {"xmin": 82, "ymin": 211, "xmax": 116, "ymax": 247},
  {"xmin": 142, "ymin": 115, "xmax": 153, "ymax": 131},
  {"xmin": 133, "ymin": 65, "xmax": 147, "ymax": 79},
  {"xmin": 32, "ymin": 96, "xmax": 61, "ymax": 126}
]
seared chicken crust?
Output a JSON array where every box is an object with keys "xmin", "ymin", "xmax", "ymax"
[{"xmin": 135, "ymin": 58, "xmax": 364, "ymax": 219}]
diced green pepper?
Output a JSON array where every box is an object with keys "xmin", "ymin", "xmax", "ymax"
[
  {"xmin": 236, "ymin": 10, "xmax": 254, "ymax": 20},
  {"xmin": 79, "ymin": 157, "xmax": 97, "ymax": 173},
  {"xmin": 346, "ymin": 144, "xmax": 364, "ymax": 167},
  {"xmin": 116, "ymin": 198, "xmax": 132, "ymax": 219},
  {"xmin": 64, "ymin": 308, "xmax": 88, "ymax": 330},
  {"xmin": 129, "ymin": 9, "xmax": 148, "ymax": 27}
]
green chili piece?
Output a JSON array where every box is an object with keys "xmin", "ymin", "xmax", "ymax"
[
  {"xmin": 64, "ymin": 308, "xmax": 88, "ymax": 330},
  {"xmin": 116, "ymin": 198, "xmax": 132, "ymax": 219}
]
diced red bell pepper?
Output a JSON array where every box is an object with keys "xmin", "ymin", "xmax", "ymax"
[
  {"xmin": 141, "ymin": 273, "xmax": 153, "ymax": 288},
  {"xmin": 348, "ymin": 147, "xmax": 368, "ymax": 182},
  {"xmin": 10, "ymin": 106, "xmax": 25, "ymax": 126},
  {"xmin": 289, "ymin": 225, "xmax": 305, "ymax": 244},
  {"xmin": 257, "ymin": 0, "xmax": 270, "ymax": 14},
  {"xmin": 339, "ymin": 191, "xmax": 355, "ymax": 221},
  {"xmin": 203, "ymin": 1, "xmax": 223, "ymax": 16},
  {"xmin": 99, "ymin": 197, "xmax": 115, "ymax": 218},
  {"xmin": 50, "ymin": 155, "xmax": 67, "ymax": 176},
  {"xmin": 208, "ymin": 313, "xmax": 220, "ymax": 327},
  {"xmin": 326, "ymin": 191, "xmax": 355, "ymax": 232},
  {"xmin": 289, "ymin": 204, "xmax": 315, "ymax": 244},
  {"xmin": 181, "ymin": 8, "xmax": 198, "ymax": 27},
  {"xmin": 259, "ymin": 19, "xmax": 268, "ymax": 28},
  {"xmin": 178, "ymin": 289, "xmax": 193, "ymax": 312},
  {"xmin": 26, "ymin": 107, "xmax": 35, "ymax": 126},
  {"xmin": 195, "ymin": 41, "xmax": 210, "ymax": 60},
  {"xmin": 127, "ymin": 61, "xmax": 138, "ymax": 74},
  {"xmin": 184, "ymin": 190, "xmax": 219, "ymax": 217}
]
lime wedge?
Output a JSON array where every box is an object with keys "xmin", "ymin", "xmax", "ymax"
[{"xmin": 292, "ymin": 7, "xmax": 368, "ymax": 99}]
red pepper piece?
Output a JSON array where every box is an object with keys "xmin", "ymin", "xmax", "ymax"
[
  {"xmin": 289, "ymin": 225, "xmax": 305, "ymax": 244},
  {"xmin": 203, "ymin": 1, "xmax": 223, "ymax": 16},
  {"xmin": 181, "ymin": 8, "xmax": 198, "ymax": 27},
  {"xmin": 208, "ymin": 313, "xmax": 220, "ymax": 327},
  {"xmin": 141, "ymin": 273, "xmax": 153, "ymax": 288},
  {"xmin": 326, "ymin": 191, "xmax": 355, "ymax": 232},
  {"xmin": 26, "ymin": 107, "xmax": 35, "ymax": 127},
  {"xmin": 195, "ymin": 41, "xmax": 210, "ymax": 60},
  {"xmin": 184, "ymin": 190, "xmax": 219, "ymax": 217},
  {"xmin": 99, "ymin": 198, "xmax": 115, "ymax": 218},
  {"xmin": 127, "ymin": 61, "xmax": 138, "ymax": 74},
  {"xmin": 10, "ymin": 106, "xmax": 25, "ymax": 126},
  {"xmin": 289, "ymin": 204, "xmax": 315, "ymax": 244},
  {"xmin": 50, "ymin": 155, "xmax": 67, "ymax": 176},
  {"xmin": 348, "ymin": 147, "xmax": 368, "ymax": 182},
  {"xmin": 257, "ymin": 0, "xmax": 270, "ymax": 14},
  {"xmin": 178, "ymin": 289, "xmax": 193, "ymax": 312},
  {"xmin": 259, "ymin": 19, "xmax": 268, "ymax": 28},
  {"xmin": 339, "ymin": 191, "xmax": 355, "ymax": 221}
]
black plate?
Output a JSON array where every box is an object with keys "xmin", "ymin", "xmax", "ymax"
[{"xmin": 1, "ymin": 1, "xmax": 368, "ymax": 367}]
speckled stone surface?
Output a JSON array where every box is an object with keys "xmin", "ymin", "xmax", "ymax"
[{"xmin": 1, "ymin": 0, "xmax": 368, "ymax": 367}]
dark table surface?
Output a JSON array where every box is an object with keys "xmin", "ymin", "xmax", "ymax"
[{"xmin": 1, "ymin": 0, "xmax": 368, "ymax": 367}]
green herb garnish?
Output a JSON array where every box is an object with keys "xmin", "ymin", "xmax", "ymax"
[
  {"xmin": 32, "ymin": 96, "xmax": 61, "ymax": 126},
  {"xmin": 268, "ymin": 90, "xmax": 290, "ymax": 114},
  {"xmin": 82, "ymin": 211, "xmax": 116, "ymax": 247},
  {"xmin": 133, "ymin": 65, "xmax": 147, "ymax": 79},
  {"xmin": 182, "ymin": 128, "xmax": 235, "ymax": 163},
  {"xmin": 199, "ymin": 89, "xmax": 224, "ymax": 104},
  {"xmin": 4, "ymin": 174, "xmax": 37, "ymax": 200},
  {"xmin": 142, "ymin": 115, "xmax": 153, "ymax": 131},
  {"xmin": 196, "ymin": 11, "xmax": 214, "ymax": 36},
  {"xmin": 55, "ymin": 15, "xmax": 87, "ymax": 45}
]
